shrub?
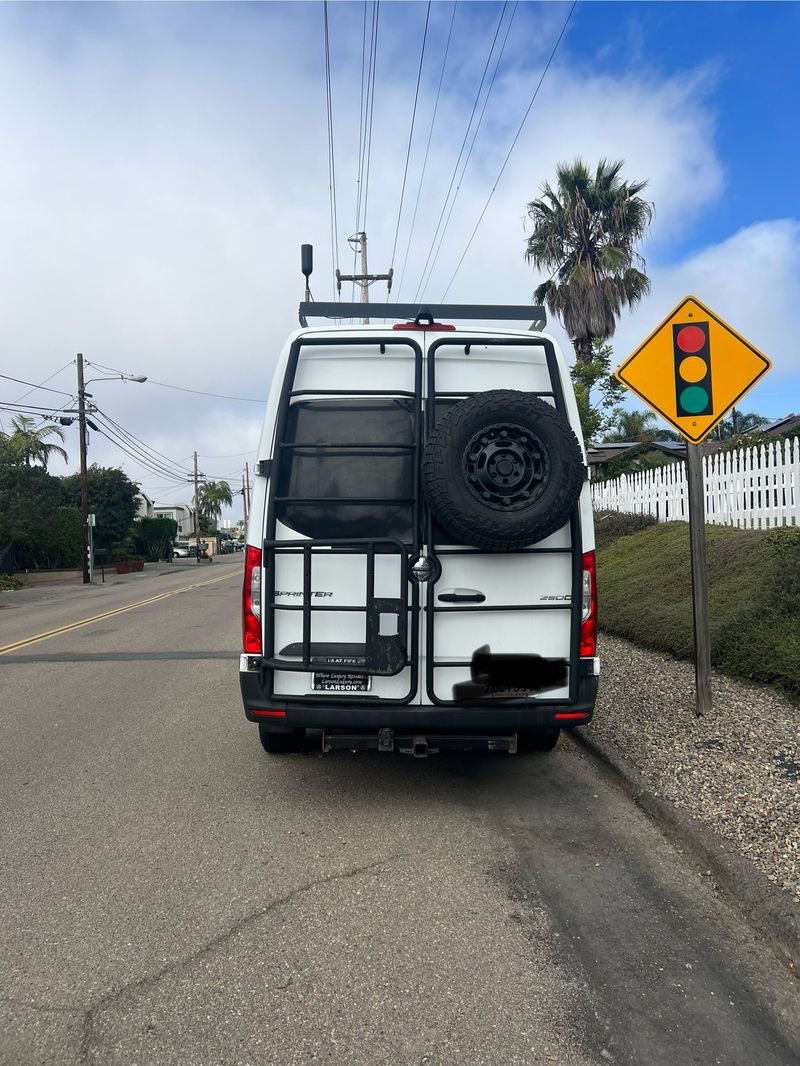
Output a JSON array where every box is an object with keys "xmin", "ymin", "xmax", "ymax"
[{"xmin": 593, "ymin": 509, "xmax": 658, "ymax": 550}]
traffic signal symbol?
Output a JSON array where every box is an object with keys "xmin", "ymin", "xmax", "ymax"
[{"xmin": 674, "ymin": 321, "xmax": 712, "ymax": 417}]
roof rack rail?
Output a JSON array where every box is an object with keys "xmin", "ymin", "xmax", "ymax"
[{"xmin": 298, "ymin": 302, "xmax": 547, "ymax": 330}]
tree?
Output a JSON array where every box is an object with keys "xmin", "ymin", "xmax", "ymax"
[
  {"xmin": 197, "ymin": 480, "xmax": 233, "ymax": 532},
  {"xmin": 34, "ymin": 507, "xmax": 83, "ymax": 569},
  {"xmin": 60, "ymin": 465, "xmax": 140, "ymax": 552},
  {"xmin": 525, "ymin": 158, "xmax": 653, "ymax": 363},
  {"xmin": 132, "ymin": 516, "xmax": 178, "ymax": 562},
  {"xmin": 603, "ymin": 408, "xmax": 679, "ymax": 444},
  {"xmin": 569, "ymin": 339, "xmax": 626, "ymax": 445},
  {"xmin": 3, "ymin": 414, "xmax": 68, "ymax": 468},
  {"xmin": 0, "ymin": 461, "xmax": 63, "ymax": 543},
  {"xmin": 715, "ymin": 410, "xmax": 768, "ymax": 441},
  {"xmin": 603, "ymin": 409, "xmax": 658, "ymax": 443},
  {"xmin": 593, "ymin": 444, "xmax": 678, "ymax": 483}
]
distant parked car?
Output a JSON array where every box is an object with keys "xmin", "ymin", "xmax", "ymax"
[{"xmin": 172, "ymin": 544, "xmax": 190, "ymax": 558}]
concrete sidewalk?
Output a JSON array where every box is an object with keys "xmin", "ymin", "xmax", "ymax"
[{"xmin": 0, "ymin": 555, "xmax": 241, "ymax": 611}]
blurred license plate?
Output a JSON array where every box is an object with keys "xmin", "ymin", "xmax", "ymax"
[{"xmin": 312, "ymin": 658, "xmax": 371, "ymax": 692}]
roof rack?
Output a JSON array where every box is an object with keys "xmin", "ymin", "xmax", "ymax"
[{"xmin": 298, "ymin": 302, "xmax": 547, "ymax": 330}]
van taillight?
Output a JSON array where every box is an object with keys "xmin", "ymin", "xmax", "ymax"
[
  {"xmin": 243, "ymin": 545, "xmax": 262, "ymax": 654},
  {"xmin": 580, "ymin": 550, "xmax": 597, "ymax": 657}
]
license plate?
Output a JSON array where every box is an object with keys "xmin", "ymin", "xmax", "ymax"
[{"xmin": 312, "ymin": 657, "xmax": 371, "ymax": 692}]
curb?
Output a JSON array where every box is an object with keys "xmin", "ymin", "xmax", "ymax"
[{"xmin": 571, "ymin": 725, "xmax": 799, "ymax": 972}]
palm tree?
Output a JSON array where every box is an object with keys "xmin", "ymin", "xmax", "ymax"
[
  {"xmin": 603, "ymin": 408, "xmax": 680, "ymax": 444},
  {"xmin": 603, "ymin": 409, "xmax": 658, "ymax": 443},
  {"xmin": 6, "ymin": 414, "xmax": 68, "ymax": 468},
  {"xmin": 525, "ymin": 158, "xmax": 653, "ymax": 363},
  {"xmin": 197, "ymin": 480, "xmax": 233, "ymax": 531}
]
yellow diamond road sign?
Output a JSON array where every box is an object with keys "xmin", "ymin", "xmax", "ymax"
[{"xmin": 615, "ymin": 295, "xmax": 772, "ymax": 444}]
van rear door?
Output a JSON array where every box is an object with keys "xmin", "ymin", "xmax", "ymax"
[
  {"xmin": 262, "ymin": 334, "xmax": 423, "ymax": 705},
  {"xmin": 422, "ymin": 334, "xmax": 583, "ymax": 706}
]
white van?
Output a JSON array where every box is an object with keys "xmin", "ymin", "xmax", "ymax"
[{"xmin": 240, "ymin": 300, "xmax": 598, "ymax": 756}]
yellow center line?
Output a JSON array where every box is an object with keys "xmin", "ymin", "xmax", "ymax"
[{"xmin": 0, "ymin": 569, "xmax": 240, "ymax": 656}]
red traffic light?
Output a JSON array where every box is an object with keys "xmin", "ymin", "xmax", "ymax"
[{"xmin": 675, "ymin": 325, "xmax": 706, "ymax": 353}]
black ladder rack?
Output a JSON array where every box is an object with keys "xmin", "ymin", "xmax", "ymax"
[{"xmin": 298, "ymin": 302, "xmax": 547, "ymax": 330}]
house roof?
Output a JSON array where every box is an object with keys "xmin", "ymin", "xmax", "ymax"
[
  {"xmin": 586, "ymin": 442, "xmax": 640, "ymax": 464},
  {"xmin": 762, "ymin": 413, "xmax": 800, "ymax": 435}
]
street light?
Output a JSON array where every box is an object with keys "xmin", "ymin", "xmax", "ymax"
[{"xmin": 76, "ymin": 353, "xmax": 146, "ymax": 584}]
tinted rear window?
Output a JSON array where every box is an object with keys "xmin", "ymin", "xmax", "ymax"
[{"xmin": 275, "ymin": 398, "xmax": 415, "ymax": 542}]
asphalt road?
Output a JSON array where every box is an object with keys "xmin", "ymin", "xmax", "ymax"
[{"xmin": 1, "ymin": 554, "xmax": 798, "ymax": 1066}]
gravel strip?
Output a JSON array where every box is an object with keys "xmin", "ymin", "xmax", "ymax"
[{"xmin": 589, "ymin": 633, "xmax": 800, "ymax": 903}]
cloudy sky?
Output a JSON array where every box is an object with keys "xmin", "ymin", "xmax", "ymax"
[{"xmin": 1, "ymin": 0, "xmax": 798, "ymax": 522}]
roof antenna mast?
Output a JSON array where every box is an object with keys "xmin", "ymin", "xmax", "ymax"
[{"xmin": 301, "ymin": 244, "xmax": 313, "ymax": 303}]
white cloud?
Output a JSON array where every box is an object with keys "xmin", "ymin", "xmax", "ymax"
[{"xmin": 651, "ymin": 220, "xmax": 800, "ymax": 374}]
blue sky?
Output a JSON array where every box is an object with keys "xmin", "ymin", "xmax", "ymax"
[
  {"xmin": 565, "ymin": 1, "xmax": 800, "ymax": 258},
  {"xmin": 0, "ymin": 1, "xmax": 797, "ymax": 510}
]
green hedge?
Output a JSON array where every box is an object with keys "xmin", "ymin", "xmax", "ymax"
[
  {"xmin": 593, "ymin": 509, "xmax": 658, "ymax": 550},
  {"xmin": 596, "ymin": 517, "xmax": 800, "ymax": 703}
]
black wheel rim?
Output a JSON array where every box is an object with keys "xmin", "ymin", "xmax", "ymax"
[{"xmin": 461, "ymin": 421, "xmax": 550, "ymax": 511}]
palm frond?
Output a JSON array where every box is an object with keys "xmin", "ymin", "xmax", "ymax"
[{"xmin": 523, "ymin": 158, "xmax": 653, "ymax": 360}]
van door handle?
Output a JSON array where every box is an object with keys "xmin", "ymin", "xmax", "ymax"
[{"xmin": 437, "ymin": 588, "xmax": 486, "ymax": 603}]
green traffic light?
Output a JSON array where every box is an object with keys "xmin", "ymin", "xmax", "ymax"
[{"xmin": 679, "ymin": 385, "xmax": 710, "ymax": 414}]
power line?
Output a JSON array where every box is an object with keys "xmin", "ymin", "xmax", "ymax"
[
  {"xmin": 323, "ymin": 0, "xmax": 341, "ymax": 299},
  {"xmin": 87, "ymin": 404, "xmax": 194, "ymax": 480},
  {"xmin": 136, "ymin": 379, "xmax": 263, "ymax": 403},
  {"xmin": 10, "ymin": 362, "xmax": 74, "ymax": 405},
  {"xmin": 440, "ymin": 1, "xmax": 577, "ymax": 300},
  {"xmin": 91, "ymin": 419, "xmax": 193, "ymax": 482},
  {"xmin": 389, "ymin": 0, "xmax": 431, "ymax": 275},
  {"xmin": 352, "ymin": 0, "xmax": 370, "ymax": 300},
  {"xmin": 350, "ymin": 1, "xmax": 380, "ymax": 312},
  {"xmin": 395, "ymin": 0, "xmax": 458, "ymax": 301},
  {"xmin": 138, "ymin": 480, "xmax": 195, "ymax": 494},
  {"xmin": 0, "ymin": 401, "xmax": 70, "ymax": 414},
  {"xmin": 412, "ymin": 2, "xmax": 509, "ymax": 302},
  {"xmin": 419, "ymin": 1, "xmax": 518, "ymax": 297},
  {"xmin": 84, "ymin": 358, "xmax": 263, "ymax": 403},
  {"xmin": 0, "ymin": 373, "xmax": 72, "ymax": 396},
  {"xmin": 91, "ymin": 423, "xmax": 193, "ymax": 482},
  {"xmin": 92, "ymin": 408, "xmax": 194, "ymax": 477},
  {"xmin": 360, "ymin": 1, "xmax": 381, "ymax": 248},
  {"xmin": 199, "ymin": 450, "xmax": 258, "ymax": 459}
]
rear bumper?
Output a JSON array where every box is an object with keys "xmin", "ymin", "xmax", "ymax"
[{"xmin": 239, "ymin": 661, "xmax": 598, "ymax": 732}]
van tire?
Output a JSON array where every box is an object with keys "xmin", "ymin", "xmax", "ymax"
[
  {"xmin": 258, "ymin": 725, "xmax": 304, "ymax": 754},
  {"xmin": 422, "ymin": 391, "xmax": 585, "ymax": 550},
  {"xmin": 517, "ymin": 729, "xmax": 560, "ymax": 753}
]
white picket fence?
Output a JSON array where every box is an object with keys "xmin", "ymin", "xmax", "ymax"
[{"xmin": 592, "ymin": 436, "xmax": 800, "ymax": 529}]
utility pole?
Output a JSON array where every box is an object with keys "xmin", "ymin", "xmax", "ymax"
[
  {"xmin": 77, "ymin": 353, "xmax": 91, "ymax": 585},
  {"xmin": 336, "ymin": 232, "xmax": 393, "ymax": 325},
  {"xmin": 244, "ymin": 462, "xmax": 251, "ymax": 519},
  {"xmin": 193, "ymin": 451, "xmax": 201, "ymax": 565},
  {"xmin": 242, "ymin": 467, "xmax": 249, "ymax": 530}
]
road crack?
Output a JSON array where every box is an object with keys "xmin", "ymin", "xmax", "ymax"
[{"xmin": 79, "ymin": 853, "xmax": 405, "ymax": 1063}]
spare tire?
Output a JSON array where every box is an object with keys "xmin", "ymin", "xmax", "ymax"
[{"xmin": 422, "ymin": 390, "xmax": 586, "ymax": 551}]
